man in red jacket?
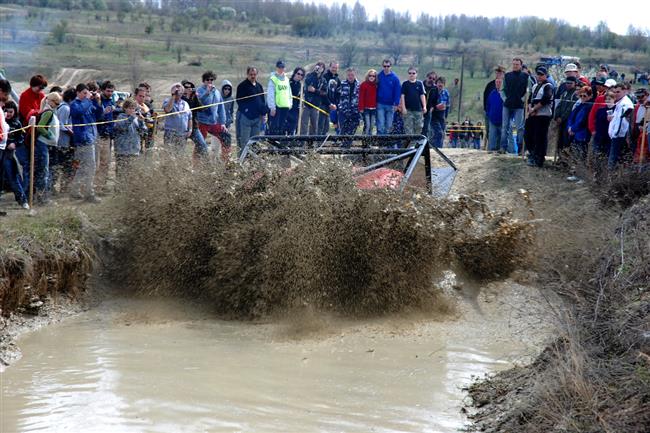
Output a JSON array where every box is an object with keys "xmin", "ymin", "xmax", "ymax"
[
  {"xmin": 18, "ymin": 74, "xmax": 47, "ymax": 124},
  {"xmin": 587, "ymin": 77, "xmax": 613, "ymax": 136}
]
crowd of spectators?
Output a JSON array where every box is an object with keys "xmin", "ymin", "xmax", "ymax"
[{"xmin": 1, "ymin": 57, "xmax": 648, "ymax": 210}]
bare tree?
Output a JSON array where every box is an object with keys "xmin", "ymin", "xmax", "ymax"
[
  {"xmin": 338, "ymin": 39, "xmax": 359, "ymax": 68},
  {"xmin": 129, "ymin": 50, "xmax": 142, "ymax": 90},
  {"xmin": 383, "ymin": 35, "xmax": 405, "ymax": 65}
]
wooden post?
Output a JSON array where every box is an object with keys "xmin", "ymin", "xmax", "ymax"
[
  {"xmin": 297, "ymin": 85, "xmax": 304, "ymax": 135},
  {"xmin": 28, "ymin": 116, "xmax": 36, "ymax": 209}
]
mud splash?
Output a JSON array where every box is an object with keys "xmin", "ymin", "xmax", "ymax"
[{"xmin": 108, "ymin": 155, "xmax": 533, "ymax": 319}]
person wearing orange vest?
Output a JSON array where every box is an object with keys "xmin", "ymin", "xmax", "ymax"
[{"xmin": 267, "ymin": 60, "xmax": 293, "ymax": 136}]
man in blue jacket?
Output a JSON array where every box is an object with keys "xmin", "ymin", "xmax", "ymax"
[
  {"xmin": 69, "ymin": 82, "xmax": 103, "ymax": 202},
  {"xmin": 376, "ymin": 59, "xmax": 401, "ymax": 135}
]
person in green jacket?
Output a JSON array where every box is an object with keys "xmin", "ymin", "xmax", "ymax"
[
  {"xmin": 33, "ymin": 92, "xmax": 61, "ymax": 204},
  {"xmin": 267, "ymin": 60, "xmax": 292, "ymax": 135}
]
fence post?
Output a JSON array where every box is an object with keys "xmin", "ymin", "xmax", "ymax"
[{"xmin": 28, "ymin": 116, "xmax": 36, "ymax": 209}]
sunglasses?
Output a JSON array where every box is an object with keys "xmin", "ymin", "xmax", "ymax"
[
  {"xmin": 408, "ymin": 72, "xmax": 416, "ymax": 75},
  {"xmin": 383, "ymin": 65, "xmax": 391, "ymax": 68},
  {"xmin": 295, "ymin": 72, "xmax": 304, "ymax": 76}
]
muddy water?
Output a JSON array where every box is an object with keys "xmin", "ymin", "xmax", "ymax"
[{"xmin": 1, "ymin": 285, "xmax": 550, "ymax": 433}]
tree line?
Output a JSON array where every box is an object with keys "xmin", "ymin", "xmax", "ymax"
[{"xmin": 3, "ymin": 0, "xmax": 649, "ymax": 54}]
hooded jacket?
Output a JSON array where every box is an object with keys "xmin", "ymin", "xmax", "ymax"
[
  {"xmin": 196, "ymin": 84, "xmax": 226, "ymax": 125},
  {"xmin": 377, "ymin": 70, "xmax": 401, "ymax": 106},
  {"xmin": 221, "ymin": 79, "xmax": 234, "ymax": 127},
  {"xmin": 70, "ymin": 97, "xmax": 103, "ymax": 146}
]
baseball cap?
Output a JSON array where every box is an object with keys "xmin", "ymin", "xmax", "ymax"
[
  {"xmin": 170, "ymin": 82, "xmax": 183, "ymax": 92},
  {"xmin": 276, "ymin": 60, "xmax": 286, "ymax": 68},
  {"xmin": 634, "ymin": 87, "xmax": 648, "ymax": 96},
  {"xmin": 535, "ymin": 65, "xmax": 547, "ymax": 75},
  {"xmin": 564, "ymin": 63, "xmax": 578, "ymax": 72},
  {"xmin": 604, "ymin": 79, "xmax": 617, "ymax": 88}
]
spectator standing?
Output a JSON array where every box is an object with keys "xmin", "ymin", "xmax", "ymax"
[
  {"xmin": 483, "ymin": 65, "xmax": 506, "ymax": 143},
  {"xmin": 162, "ymin": 83, "xmax": 192, "ymax": 154},
  {"xmin": 359, "ymin": 69, "xmax": 378, "ymax": 135},
  {"xmin": 51, "ymin": 88, "xmax": 76, "ymax": 194},
  {"xmin": 337, "ymin": 68, "xmax": 361, "ymax": 135},
  {"xmin": 181, "ymin": 80, "xmax": 209, "ymax": 159},
  {"xmin": 113, "ymin": 99, "xmax": 147, "ymax": 185},
  {"xmin": 567, "ymin": 87, "xmax": 593, "ymax": 159},
  {"xmin": 501, "ymin": 58, "xmax": 528, "ymax": 154},
  {"xmin": 18, "ymin": 74, "xmax": 47, "ymax": 124},
  {"xmin": 196, "ymin": 70, "xmax": 229, "ymax": 160},
  {"xmin": 376, "ymin": 59, "xmax": 401, "ymax": 135},
  {"xmin": 554, "ymin": 76, "xmax": 579, "ymax": 156},
  {"xmin": 286, "ymin": 67, "xmax": 305, "ymax": 135},
  {"xmin": 525, "ymin": 66, "xmax": 553, "ymax": 167},
  {"xmin": 422, "ymin": 71, "xmax": 438, "ymax": 140},
  {"xmin": 221, "ymin": 80, "xmax": 234, "ymax": 130},
  {"xmin": 430, "ymin": 77, "xmax": 448, "ymax": 148},
  {"xmin": 301, "ymin": 62, "xmax": 325, "ymax": 135},
  {"xmin": 95, "ymin": 80, "xmax": 116, "ymax": 194},
  {"xmin": 607, "ymin": 83, "xmax": 634, "ymax": 169},
  {"xmin": 592, "ymin": 89, "xmax": 612, "ymax": 158},
  {"xmin": 318, "ymin": 61, "xmax": 340, "ymax": 134},
  {"xmin": 400, "ymin": 67, "xmax": 426, "ymax": 135},
  {"xmin": 1, "ymin": 100, "xmax": 29, "ymax": 209},
  {"xmin": 267, "ymin": 61, "xmax": 292, "ymax": 136},
  {"xmin": 486, "ymin": 77, "xmax": 503, "ymax": 151},
  {"xmin": 235, "ymin": 67, "xmax": 267, "ymax": 155},
  {"xmin": 632, "ymin": 88, "xmax": 649, "ymax": 162},
  {"xmin": 588, "ymin": 77, "xmax": 611, "ymax": 136},
  {"xmin": 33, "ymin": 93, "xmax": 61, "ymax": 204},
  {"xmin": 69, "ymin": 83, "xmax": 103, "ymax": 203}
]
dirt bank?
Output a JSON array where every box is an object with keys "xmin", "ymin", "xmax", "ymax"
[
  {"xmin": 454, "ymin": 150, "xmax": 650, "ymax": 432},
  {"xmin": 0, "ymin": 207, "xmax": 96, "ymax": 369}
]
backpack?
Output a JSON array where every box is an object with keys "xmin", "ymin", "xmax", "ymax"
[{"xmin": 38, "ymin": 109, "xmax": 60, "ymax": 146}]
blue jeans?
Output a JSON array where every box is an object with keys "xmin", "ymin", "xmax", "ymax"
[
  {"xmin": 33, "ymin": 139, "xmax": 50, "ymax": 200},
  {"xmin": 431, "ymin": 117, "xmax": 445, "ymax": 148},
  {"xmin": 15, "ymin": 145, "xmax": 30, "ymax": 193},
  {"xmin": 376, "ymin": 104, "xmax": 395, "ymax": 135},
  {"xmin": 190, "ymin": 128, "xmax": 208, "ymax": 156},
  {"xmin": 363, "ymin": 109, "xmax": 376, "ymax": 135},
  {"xmin": 500, "ymin": 107, "xmax": 524, "ymax": 153},
  {"xmin": 609, "ymin": 137, "xmax": 626, "ymax": 170},
  {"xmin": 488, "ymin": 122, "xmax": 502, "ymax": 151},
  {"xmin": 1, "ymin": 149, "xmax": 27, "ymax": 205}
]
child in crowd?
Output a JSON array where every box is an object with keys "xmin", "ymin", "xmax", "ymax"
[
  {"xmin": 1, "ymin": 101, "xmax": 29, "ymax": 209},
  {"xmin": 113, "ymin": 99, "xmax": 147, "ymax": 185}
]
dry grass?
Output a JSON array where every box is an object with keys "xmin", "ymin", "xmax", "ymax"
[{"xmin": 466, "ymin": 197, "xmax": 650, "ymax": 433}]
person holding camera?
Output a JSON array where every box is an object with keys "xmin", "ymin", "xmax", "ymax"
[
  {"xmin": 162, "ymin": 83, "xmax": 192, "ymax": 154},
  {"xmin": 69, "ymin": 82, "xmax": 104, "ymax": 203}
]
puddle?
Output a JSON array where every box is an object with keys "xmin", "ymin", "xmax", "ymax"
[{"xmin": 1, "ymin": 286, "xmax": 550, "ymax": 433}]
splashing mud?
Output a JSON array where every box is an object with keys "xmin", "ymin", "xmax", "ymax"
[{"xmin": 106, "ymin": 154, "xmax": 533, "ymax": 319}]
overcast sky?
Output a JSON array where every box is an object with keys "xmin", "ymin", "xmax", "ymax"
[{"xmin": 310, "ymin": 0, "xmax": 639, "ymax": 35}]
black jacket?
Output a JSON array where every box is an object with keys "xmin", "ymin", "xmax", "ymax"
[
  {"xmin": 236, "ymin": 79, "xmax": 267, "ymax": 120},
  {"xmin": 503, "ymin": 71, "xmax": 529, "ymax": 109}
]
